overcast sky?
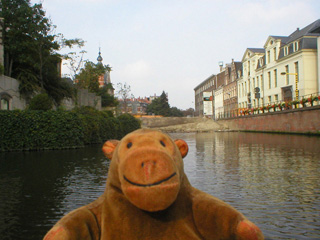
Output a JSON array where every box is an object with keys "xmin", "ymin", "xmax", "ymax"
[{"xmin": 31, "ymin": 0, "xmax": 319, "ymax": 110}]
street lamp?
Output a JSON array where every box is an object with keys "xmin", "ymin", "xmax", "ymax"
[{"xmin": 281, "ymin": 72, "xmax": 299, "ymax": 100}]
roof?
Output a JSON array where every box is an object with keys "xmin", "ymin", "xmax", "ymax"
[
  {"xmin": 278, "ymin": 19, "xmax": 320, "ymax": 60},
  {"xmin": 194, "ymin": 74, "xmax": 216, "ymax": 90},
  {"xmin": 286, "ymin": 19, "xmax": 320, "ymax": 43},
  {"xmin": 247, "ymin": 48, "xmax": 265, "ymax": 53}
]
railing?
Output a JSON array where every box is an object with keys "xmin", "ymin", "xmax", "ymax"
[{"xmin": 216, "ymin": 92, "xmax": 320, "ymax": 119}]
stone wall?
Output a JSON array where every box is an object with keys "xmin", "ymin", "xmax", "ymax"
[
  {"xmin": 76, "ymin": 89, "xmax": 101, "ymax": 110},
  {"xmin": 0, "ymin": 75, "xmax": 26, "ymax": 110},
  {"xmin": 141, "ymin": 117, "xmax": 202, "ymax": 128},
  {"xmin": 218, "ymin": 106, "xmax": 320, "ymax": 134},
  {"xmin": 0, "ymin": 77, "xmax": 101, "ymax": 111}
]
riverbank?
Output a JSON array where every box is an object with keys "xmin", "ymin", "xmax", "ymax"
[
  {"xmin": 143, "ymin": 118, "xmax": 226, "ymax": 133},
  {"xmin": 141, "ymin": 106, "xmax": 320, "ymax": 135}
]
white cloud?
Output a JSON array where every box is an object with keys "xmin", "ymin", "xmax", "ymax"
[{"xmin": 122, "ymin": 60, "xmax": 151, "ymax": 80}]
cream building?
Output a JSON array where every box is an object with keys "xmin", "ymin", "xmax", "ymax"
[
  {"xmin": 214, "ymin": 87, "xmax": 224, "ymax": 119},
  {"xmin": 240, "ymin": 19, "xmax": 320, "ymax": 109},
  {"xmin": 238, "ymin": 48, "xmax": 265, "ymax": 109},
  {"xmin": 196, "ymin": 19, "xmax": 320, "ymax": 116}
]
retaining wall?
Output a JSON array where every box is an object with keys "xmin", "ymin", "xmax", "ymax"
[
  {"xmin": 141, "ymin": 117, "xmax": 202, "ymax": 128},
  {"xmin": 218, "ymin": 106, "xmax": 320, "ymax": 134}
]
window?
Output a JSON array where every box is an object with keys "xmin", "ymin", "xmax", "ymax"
[
  {"xmin": 242, "ymin": 83, "xmax": 244, "ymax": 97},
  {"xmin": 0, "ymin": 98, "xmax": 9, "ymax": 110},
  {"xmin": 267, "ymin": 51, "xmax": 271, "ymax": 63},
  {"xmin": 285, "ymin": 65, "xmax": 289, "ymax": 85},
  {"xmin": 259, "ymin": 58, "xmax": 263, "ymax": 66},
  {"xmin": 248, "ymin": 61, "xmax": 251, "ymax": 76},
  {"xmin": 273, "ymin": 47, "xmax": 277, "ymax": 61},
  {"xmin": 245, "ymin": 82, "xmax": 247, "ymax": 95},
  {"xmin": 253, "ymin": 77, "xmax": 256, "ymax": 88},
  {"xmin": 294, "ymin": 41, "xmax": 299, "ymax": 52},
  {"xmin": 268, "ymin": 96, "xmax": 271, "ymax": 104},
  {"xmin": 275, "ymin": 94, "xmax": 278, "ymax": 102},
  {"xmin": 257, "ymin": 76, "xmax": 259, "ymax": 88},
  {"xmin": 274, "ymin": 69, "xmax": 277, "ymax": 88},
  {"xmin": 284, "ymin": 47, "xmax": 289, "ymax": 56},
  {"xmin": 261, "ymin": 74, "xmax": 264, "ymax": 89},
  {"xmin": 268, "ymin": 72, "xmax": 271, "ymax": 89}
]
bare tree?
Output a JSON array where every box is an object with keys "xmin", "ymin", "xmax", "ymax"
[{"xmin": 117, "ymin": 82, "xmax": 134, "ymax": 113}]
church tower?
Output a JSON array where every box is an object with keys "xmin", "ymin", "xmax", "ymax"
[{"xmin": 97, "ymin": 48, "xmax": 114, "ymax": 96}]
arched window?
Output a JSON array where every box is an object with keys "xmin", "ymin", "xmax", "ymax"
[{"xmin": 0, "ymin": 92, "xmax": 12, "ymax": 110}]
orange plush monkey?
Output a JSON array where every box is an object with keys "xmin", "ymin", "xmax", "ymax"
[{"xmin": 44, "ymin": 129, "xmax": 264, "ymax": 240}]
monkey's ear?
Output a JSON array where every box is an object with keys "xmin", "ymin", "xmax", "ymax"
[
  {"xmin": 174, "ymin": 139, "xmax": 189, "ymax": 158},
  {"xmin": 102, "ymin": 140, "xmax": 119, "ymax": 160}
]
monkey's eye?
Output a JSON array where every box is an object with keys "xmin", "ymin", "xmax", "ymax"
[
  {"xmin": 127, "ymin": 142, "xmax": 133, "ymax": 148},
  {"xmin": 160, "ymin": 140, "xmax": 166, "ymax": 147}
]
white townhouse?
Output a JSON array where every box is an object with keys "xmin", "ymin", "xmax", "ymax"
[
  {"xmin": 240, "ymin": 19, "xmax": 320, "ymax": 109},
  {"xmin": 238, "ymin": 48, "xmax": 265, "ymax": 109}
]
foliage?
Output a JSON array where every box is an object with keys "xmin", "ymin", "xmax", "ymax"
[
  {"xmin": 0, "ymin": 108, "xmax": 141, "ymax": 151},
  {"xmin": 0, "ymin": 0, "xmax": 74, "ymax": 104},
  {"xmin": 117, "ymin": 113, "xmax": 141, "ymax": 136},
  {"xmin": 28, "ymin": 93, "xmax": 53, "ymax": 111},
  {"xmin": 60, "ymin": 37, "xmax": 86, "ymax": 81},
  {"xmin": 75, "ymin": 61, "xmax": 111, "ymax": 93},
  {"xmin": 146, "ymin": 91, "xmax": 171, "ymax": 116},
  {"xmin": 97, "ymin": 85, "xmax": 118, "ymax": 107},
  {"xmin": 170, "ymin": 107, "xmax": 183, "ymax": 117},
  {"xmin": 182, "ymin": 108, "xmax": 195, "ymax": 117},
  {"xmin": 0, "ymin": 110, "xmax": 84, "ymax": 151}
]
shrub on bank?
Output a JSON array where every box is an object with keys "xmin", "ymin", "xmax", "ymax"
[
  {"xmin": 117, "ymin": 113, "xmax": 141, "ymax": 137},
  {"xmin": 0, "ymin": 110, "xmax": 83, "ymax": 151},
  {"xmin": 0, "ymin": 107, "xmax": 141, "ymax": 151},
  {"xmin": 28, "ymin": 93, "xmax": 53, "ymax": 111}
]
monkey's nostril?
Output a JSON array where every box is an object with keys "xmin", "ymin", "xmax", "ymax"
[{"xmin": 141, "ymin": 162, "xmax": 144, "ymax": 167}]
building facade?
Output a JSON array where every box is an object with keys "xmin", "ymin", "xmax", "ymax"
[
  {"xmin": 194, "ymin": 74, "xmax": 215, "ymax": 117},
  {"xmin": 195, "ymin": 19, "xmax": 320, "ymax": 119},
  {"xmin": 224, "ymin": 59, "xmax": 242, "ymax": 117},
  {"xmin": 238, "ymin": 48, "xmax": 265, "ymax": 110}
]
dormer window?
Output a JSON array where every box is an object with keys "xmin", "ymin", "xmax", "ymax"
[
  {"xmin": 284, "ymin": 46, "xmax": 289, "ymax": 56},
  {"xmin": 237, "ymin": 70, "xmax": 241, "ymax": 78},
  {"xmin": 293, "ymin": 41, "xmax": 299, "ymax": 52},
  {"xmin": 259, "ymin": 58, "xmax": 264, "ymax": 66}
]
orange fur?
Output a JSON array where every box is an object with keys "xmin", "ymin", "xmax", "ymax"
[{"xmin": 44, "ymin": 129, "xmax": 264, "ymax": 240}]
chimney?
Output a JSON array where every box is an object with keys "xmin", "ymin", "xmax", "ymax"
[{"xmin": 218, "ymin": 61, "xmax": 224, "ymax": 72}]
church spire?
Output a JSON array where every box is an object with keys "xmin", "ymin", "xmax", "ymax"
[{"xmin": 97, "ymin": 47, "xmax": 103, "ymax": 64}]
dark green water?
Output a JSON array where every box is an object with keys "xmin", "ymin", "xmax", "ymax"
[{"xmin": 0, "ymin": 132, "xmax": 319, "ymax": 239}]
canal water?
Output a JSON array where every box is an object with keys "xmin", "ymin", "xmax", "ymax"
[{"xmin": 0, "ymin": 132, "xmax": 319, "ymax": 239}]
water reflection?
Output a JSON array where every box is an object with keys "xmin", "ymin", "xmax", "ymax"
[
  {"xmin": 170, "ymin": 132, "xmax": 320, "ymax": 240},
  {"xmin": 0, "ymin": 146, "xmax": 109, "ymax": 239},
  {"xmin": 0, "ymin": 133, "xmax": 319, "ymax": 239}
]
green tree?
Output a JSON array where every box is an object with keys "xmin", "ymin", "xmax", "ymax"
[
  {"xmin": 0, "ymin": 0, "xmax": 74, "ymax": 105},
  {"xmin": 98, "ymin": 85, "xmax": 118, "ymax": 107},
  {"xmin": 147, "ymin": 91, "xmax": 171, "ymax": 116},
  {"xmin": 28, "ymin": 93, "xmax": 53, "ymax": 110},
  {"xmin": 75, "ymin": 61, "xmax": 110, "ymax": 93},
  {"xmin": 170, "ymin": 107, "xmax": 183, "ymax": 117},
  {"xmin": 60, "ymin": 36, "xmax": 86, "ymax": 81}
]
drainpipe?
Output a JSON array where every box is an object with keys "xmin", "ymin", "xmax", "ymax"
[
  {"xmin": 317, "ymin": 37, "xmax": 320, "ymax": 93},
  {"xmin": 0, "ymin": 18, "xmax": 3, "ymax": 67}
]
